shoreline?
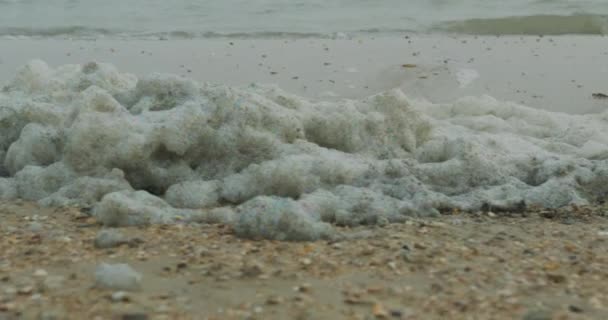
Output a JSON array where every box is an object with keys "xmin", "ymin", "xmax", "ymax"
[
  {"xmin": 1, "ymin": 34, "xmax": 608, "ymax": 319},
  {"xmin": 1, "ymin": 35, "xmax": 607, "ymax": 114}
]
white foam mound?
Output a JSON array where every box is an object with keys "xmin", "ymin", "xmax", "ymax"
[{"xmin": 1, "ymin": 60, "xmax": 607, "ymax": 240}]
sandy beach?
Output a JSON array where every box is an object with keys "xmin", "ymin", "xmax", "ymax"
[
  {"xmin": 1, "ymin": 35, "xmax": 607, "ymax": 114},
  {"xmin": 1, "ymin": 33, "xmax": 608, "ymax": 320},
  {"xmin": 1, "ymin": 200, "xmax": 608, "ymax": 320}
]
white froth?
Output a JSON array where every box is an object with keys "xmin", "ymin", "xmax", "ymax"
[
  {"xmin": 455, "ymin": 68, "xmax": 479, "ymax": 88},
  {"xmin": 1, "ymin": 60, "xmax": 607, "ymax": 241}
]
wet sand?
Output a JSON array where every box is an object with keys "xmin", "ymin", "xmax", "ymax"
[
  {"xmin": 1, "ymin": 200, "xmax": 608, "ymax": 319},
  {"xmin": 0, "ymin": 35, "xmax": 607, "ymax": 114}
]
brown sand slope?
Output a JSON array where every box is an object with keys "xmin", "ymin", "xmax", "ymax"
[{"xmin": 1, "ymin": 200, "xmax": 608, "ymax": 319}]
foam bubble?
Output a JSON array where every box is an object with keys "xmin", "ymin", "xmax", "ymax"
[
  {"xmin": 165, "ymin": 180, "xmax": 220, "ymax": 209},
  {"xmin": 93, "ymin": 190, "xmax": 191, "ymax": 226},
  {"xmin": 1, "ymin": 60, "xmax": 607, "ymax": 240},
  {"xmin": 456, "ymin": 68, "xmax": 479, "ymax": 88}
]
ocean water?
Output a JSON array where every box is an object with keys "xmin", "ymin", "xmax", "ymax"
[{"xmin": 1, "ymin": 0, "xmax": 608, "ymax": 39}]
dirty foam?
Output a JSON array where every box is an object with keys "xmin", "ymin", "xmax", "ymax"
[{"xmin": 1, "ymin": 61, "xmax": 607, "ymax": 240}]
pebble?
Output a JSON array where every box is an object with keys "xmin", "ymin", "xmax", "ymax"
[
  {"xmin": 597, "ymin": 231, "xmax": 608, "ymax": 237},
  {"xmin": 156, "ymin": 304, "xmax": 170, "ymax": 313},
  {"xmin": 568, "ymin": 305, "xmax": 583, "ymax": 313},
  {"xmin": 111, "ymin": 291, "xmax": 130, "ymax": 302},
  {"xmin": 266, "ymin": 295, "xmax": 283, "ymax": 305},
  {"xmin": 546, "ymin": 273, "xmax": 566, "ymax": 284},
  {"xmin": 294, "ymin": 283, "xmax": 312, "ymax": 293},
  {"xmin": 42, "ymin": 276, "xmax": 65, "ymax": 291},
  {"xmin": 1, "ymin": 286, "xmax": 16, "ymax": 301},
  {"xmin": 39, "ymin": 309, "xmax": 65, "ymax": 320},
  {"xmin": 449, "ymin": 218, "xmax": 465, "ymax": 226},
  {"xmin": 94, "ymin": 229, "xmax": 128, "ymax": 249},
  {"xmin": 400, "ymin": 247, "xmax": 411, "ymax": 262},
  {"xmin": 522, "ymin": 309, "xmax": 552, "ymax": 320},
  {"xmin": 121, "ymin": 313, "xmax": 148, "ymax": 320},
  {"xmin": 95, "ymin": 263, "xmax": 142, "ymax": 291},
  {"xmin": 28, "ymin": 222, "xmax": 44, "ymax": 233},
  {"xmin": 390, "ymin": 309, "xmax": 404, "ymax": 318},
  {"xmin": 0, "ymin": 301, "xmax": 16, "ymax": 312},
  {"xmin": 372, "ymin": 302, "xmax": 389, "ymax": 318},
  {"xmin": 17, "ymin": 285, "xmax": 33, "ymax": 295},
  {"xmin": 240, "ymin": 261, "xmax": 264, "ymax": 278},
  {"xmin": 33, "ymin": 269, "xmax": 48, "ymax": 278}
]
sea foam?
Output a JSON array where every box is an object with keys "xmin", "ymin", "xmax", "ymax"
[{"xmin": 1, "ymin": 60, "xmax": 607, "ymax": 240}]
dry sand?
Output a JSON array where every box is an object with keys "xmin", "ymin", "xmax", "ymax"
[{"xmin": 1, "ymin": 200, "xmax": 608, "ymax": 319}]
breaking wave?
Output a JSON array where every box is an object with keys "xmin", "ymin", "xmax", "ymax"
[
  {"xmin": 0, "ymin": 26, "xmax": 334, "ymax": 40},
  {"xmin": 434, "ymin": 14, "xmax": 608, "ymax": 35}
]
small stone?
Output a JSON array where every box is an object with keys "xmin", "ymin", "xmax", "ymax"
[
  {"xmin": 366, "ymin": 286, "xmax": 384, "ymax": 294},
  {"xmin": 111, "ymin": 291, "xmax": 130, "ymax": 302},
  {"xmin": 589, "ymin": 296, "xmax": 603, "ymax": 308},
  {"xmin": 568, "ymin": 305, "xmax": 583, "ymax": 313},
  {"xmin": 597, "ymin": 231, "xmax": 608, "ymax": 237},
  {"xmin": 387, "ymin": 261, "xmax": 397, "ymax": 270},
  {"xmin": 1, "ymin": 286, "xmax": 16, "ymax": 301},
  {"xmin": 17, "ymin": 285, "xmax": 33, "ymax": 295},
  {"xmin": 292, "ymin": 294, "xmax": 312, "ymax": 303},
  {"xmin": 28, "ymin": 222, "xmax": 44, "ymax": 233},
  {"xmin": 413, "ymin": 243, "xmax": 426, "ymax": 250},
  {"xmin": 546, "ymin": 273, "xmax": 566, "ymax": 284},
  {"xmin": 266, "ymin": 295, "xmax": 283, "ymax": 305},
  {"xmin": 240, "ymin": 261, "xmax": 264, "ymax": 278},
  {"xmin": 121, "ymin": 313, "xmax": 148, "ymax": 320},
  {"xmin": 294, "ymin": 283, "xmax": 311, "ymax": 293},
  {"xmin": 156, "ymin": 304, "xmax": 170, "ymax": 313},
  {"xmin": 390, "ymin": 309, "xmax": 403, "ymax": 318},
  {"xmin": 523, "ymin": 309, "xmax": 552, "ymax": 320},
  {"xmin": 449, "ymin": 218, "xmax": 464, "ymax": 226},
  {"xmin": 136, "ymin": 251, "xmax": 148, "ymax": 260},
  {"xmin": 94, "ymin": 229, "xmax": 128, "ymax": 249},
  {"xmin": 0, "ymin": 302, "xmax": 16, "ymax": 312},
  {"xmin": 33, "ymin": 269, "xmax": 48, "ymax": 278},
  {"xmin": 95, "ymin": 263, "xmax": 142, "ymax": 291},
  {"xmin": 39, "ymin": 309, "xmax": 65, "ymax": 320},
  {"xmin": 42, "ymin": 276, "xmax": 65, "ymax": 291},
  {"xmin": 372, "ymin": 302, "xmax": 389, "ymax": 318},
  {"xmin": 300, "ymin": 258, "xmax": 312, "ymax": 266}
]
